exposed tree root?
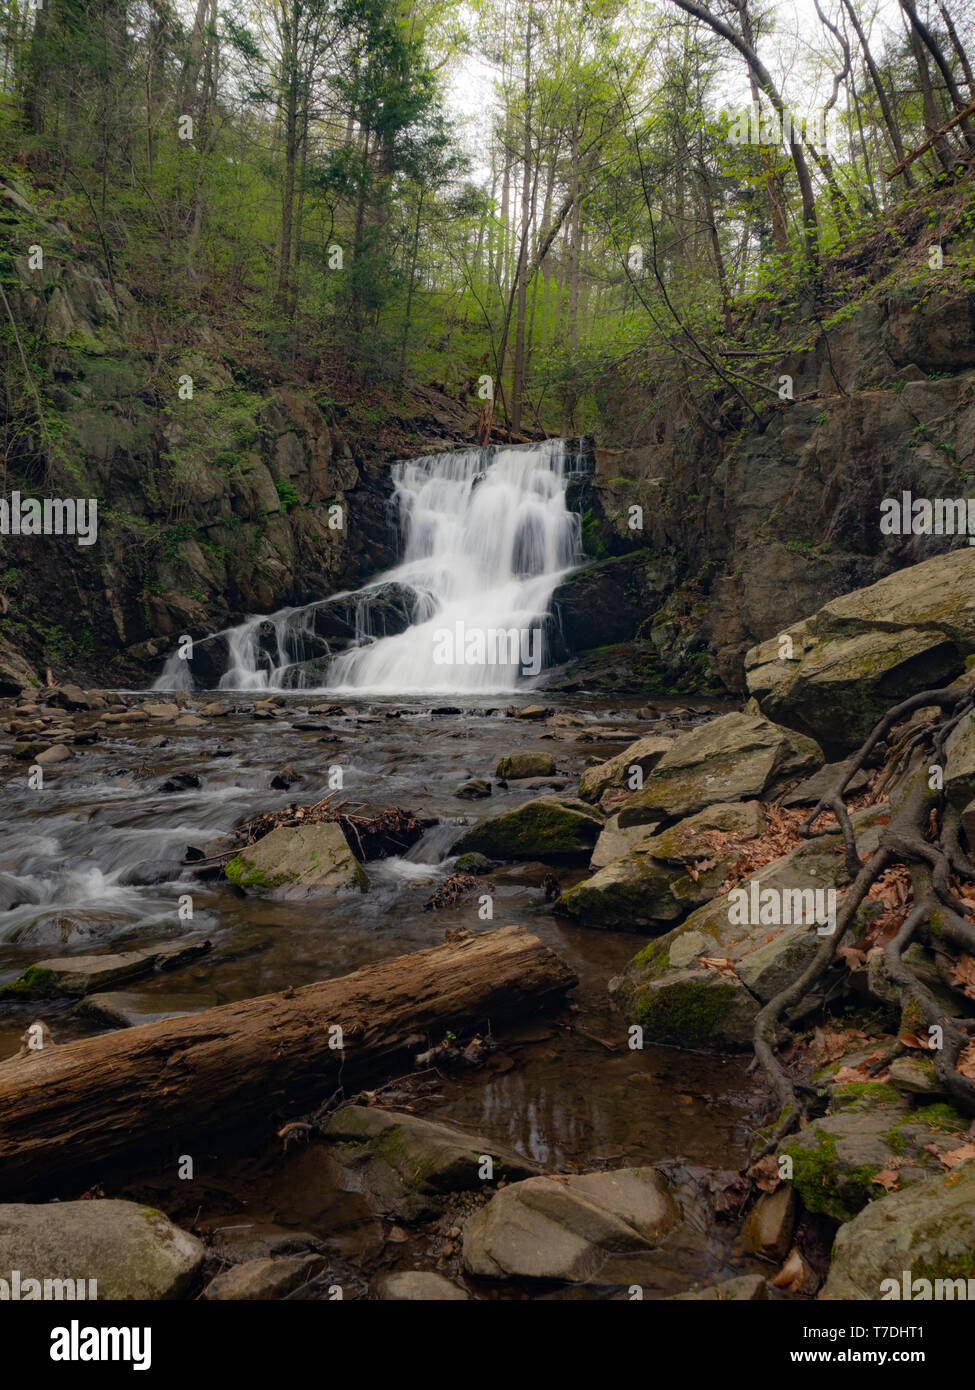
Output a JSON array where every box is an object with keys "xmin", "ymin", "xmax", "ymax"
[{"xmin": 751, "ymin": 678, "xmax": 975, "ymax": 1155}]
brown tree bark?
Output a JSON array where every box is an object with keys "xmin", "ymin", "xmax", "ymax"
[{"xmin": 0, "ymin": 926, "xmax": 576, "ymax": 1197}]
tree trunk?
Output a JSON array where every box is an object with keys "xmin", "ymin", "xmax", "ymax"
[{"xmin": 0, "ymin": 926, "xmax": 576, "ymax": 1197}]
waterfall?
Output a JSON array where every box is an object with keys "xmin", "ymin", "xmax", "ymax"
[{"xmin": 154, "ymin": 439, "xmax": 586, "ymax": 695}]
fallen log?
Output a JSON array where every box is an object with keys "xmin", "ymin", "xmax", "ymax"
[{"xmin": 0, "ymin": 925, "xmax": 576, "ymax": 1198}]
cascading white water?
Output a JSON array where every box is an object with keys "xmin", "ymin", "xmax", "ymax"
[{"xmin": 154, "ymin": 439, "xmax": 585, "ymax": 694}]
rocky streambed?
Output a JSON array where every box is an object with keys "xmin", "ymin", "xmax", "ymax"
[{"xmin": 2, "ymin": 549, "xmax": 975, "ymax": 1302}]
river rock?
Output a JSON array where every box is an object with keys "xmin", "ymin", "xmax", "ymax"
[
  {"xmin": 76, "ymin": 990, "xmax": 215, "ymax": 1027},
  {"xmin": 0, "ymin": 1200, "xmax": 204, "ymax": 1299},
  {"xmin": 203, "ymin": 1254, "xmax": 325, "ymax": 1300},
  {"xmin": 746, "ymin": 549, "xmax": 975, "ymax": 754},
  {"xmin": 590, "ymin": 813, "xmax": 660, "ymax": 868},
  {"xmin": 0, "ymin": 939, "xmax": 212, "ymax": 998},
  {"xmin": 373, "ymin": 1271, "xmax": 469, "ymax": 1301},
  {"xmin": 457, "ymin": 779, "xmax": 492, "ymax": 799},
  {"xmin": 452, "ymin": 795, "xmax": 602, "ymax": 861},
  {"xmin": 47, "ymin": 684, "xmax": 93, "ymax": 711},
  {"xmin": 777, "ymin": 1098, "xmax": 970, "ymax": 1223},
  {"xmin": 556, "ymin": 802, "xmax": 765, "ymax": 932},
  {"xmin": 578, "ymin": 735, "xmax": 673, "ymax": 803},
  {"xmin": 822, "ymin": 1167, "xmax": 975, "ymax": 1299},
  {"xmin": 616, "ymin": 712, "xmax": 822, "ymax": 828},
  {"xmin": 740, "ymin": 1185, "xmax": 797, "ymax": 1262},
  {"xmin": 225, "ymin": 823, "xmax": 367, "ymax": 893},
  {"xmin": 615, "ymin": 804, "xmax": 891, "ymax": 1048},
  {"xmin": 323, "ymin": 1106, "xmax": 541, "ymax": 1221},
  {"xmin": 496, "ymin": 752, "xmax": 556, "ymax": 779},
  {"xmin": 463, "ymin": 1168, "xmax": 682, "ymax": 1284},
  {"xmin": 141, "ymin": 701, "xmax": 180, "ymax": 719},
  {"xmin": 35, "ymin": 743, "xmax": 72, "ymax": 764},
  {"xmin": 453, "ymin": 852, "xmax": 493, "ymax": 873}
]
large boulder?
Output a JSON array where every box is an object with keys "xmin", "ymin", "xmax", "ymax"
[
  {"xmin": 496, "ymin": 752, "xmax": 556, "ymax": 779},
  {"xmin": 778, "ymin": 1096, "xmax": 970, "ymax": 1224},
  {"xmin": 225, "ymin": 823, "xmax": 367, "ymax": 893},
  {"xmin": 746, "ymin": 550, "xmax": 975, "ymax": 754},
  {"xmin": 615, "ymin": 713, "xmax": 822, "ymax": 828},
  {"xmin": 463, "ymin": 1168, "xmax": 683, "ymax": 1284},
  {"xmin": 578, "ymin": 735, "xmax": 673, "ymax": 803},
  {"xmin": 554, "ymin": 802, "xmax": 764, "ymax": 932},
  {"xmin": 822, "ymin": 1166, "xmax": 975, "ymax": 1299},
  {"xmin": 0, "ymin": 1200, "xmax": 204, "ymax": 1299},
  {"xmin": 615, "ymin": 805, "xmax": 891, "ymax": 1049},
  {"xmin": 451, "ymin": 796, "xmax": 602, "ymax": 861}
]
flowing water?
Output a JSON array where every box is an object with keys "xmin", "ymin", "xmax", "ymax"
[
  {"xmin": 0, "ymin": 438, "xmax": 766, "ymax": 1295},
  {"xmin": 153, "ymin": 439, "xmax": 587, "ymax": 694}
]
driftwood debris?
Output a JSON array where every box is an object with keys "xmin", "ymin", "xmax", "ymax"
[{"xmin": 0, "ymin": 925, "xmax": 576, "ymax": 1196}]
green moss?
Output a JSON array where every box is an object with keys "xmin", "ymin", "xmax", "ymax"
[
  {"xmin": 783, "ymin": 1129, "xmax": 881, "ymax": 1221},
  {"xmin": 224, "ymin": 856, "xmax": 293, "ymax": 889},
  {"xmin": 627, "ymin": 978, "xmax": 738, "ymax": 1046},
  {"xmin": 831, "ymin": 1081, "xmax": 901, "ymax": 1111},
  {"xmin": 0, "ymin": 965, "xmax": 55, "ymax": 996}
]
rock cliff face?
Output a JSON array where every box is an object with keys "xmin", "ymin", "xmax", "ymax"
[
  {"xmin": 556, "ymin": 287, "xmax": 975, "ymax": 695},
  {"xmin": 0, "ymin": 179, "xmax": 470, "ymax": 687}
]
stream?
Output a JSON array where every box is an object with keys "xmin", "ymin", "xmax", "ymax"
[{"xmin": 0, "ymin": 438, "xmax": 768, "ymax": 1297}]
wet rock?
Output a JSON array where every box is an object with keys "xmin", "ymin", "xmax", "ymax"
[
  {"xmin": 496, "ymin": 752, "xmax": 556, "ymax": 779},
  {"xmin": 47, "ymin": 684, "xmax": 93, "ymax": 711},
  {"xmin": 578, "ymin": 735, "xmax": 673, "ymax": 803},
  {"xmin": 453, "ymin": 852, "xmax": 493, "ymax": 873},
  {"xmin": 512, "ymin": 705, "xmax": 549, "ymax": 720},
  {"xmin": 76, "ymin": 990, "xmax": 215, "ymax": 1027},
  {"xmin": 373, "ymin": 1271, "xmax": 469, "ymax": 1301},
  {"xmin": 225, "ymin": 823, "xmax": 368, "ymax": 893},
  {"xmin": 746, "ymin": 550, "xmax": 975, "ymax": 754},
  {"xmin": 0, "ymin": 1199, "xmax": 204, "ymax": 1299},
  {"xmin": 270, "ymin": 765, "xmax": 302, "ymax": 790},
  {"xmin": 141, "ymin": 701, "xmax": 180, "ymax": 719},
  {"xmin": 740, "ymin": 1186, "xmax": 797, "ymax": 1262},
  {"xmin": 456, "ymin": 778, "xmax": 492, "ymax": 800},
  {"xmin": 0, "ymin": 872, "xmax": 40, "ymax": 911},
  {"xmin": 160, "ymin": 771, "xmax": 202, "ymax": 792},
  {"xmin": 199, "ymin": 701, "xmax": 233, "ymax": 716},
  {"xmin": 669, "ymin": 1273, "xmax": 768, "ymax": 1300},
  {"xmin": 323, "ymin": 1106, "xmax": 541, "ymax": 1221},
  {"xmin": 174, "ymin": 713, "xmax": 205, "ymax": 728},
  {"xmin": 463, "ymin": 1168, "xmax": 682, "ymax": 1284},
  {"xmin": 101, "ymin": 709, "xmax": 148, "ymax": 724},
  {"xmin": 616, "ymin": 713, "xmax": 822, "ymax": 828},
  {"xmin": 36, "ymin": 743, "xmax": 72, "ymax": 765},
  {"xmin": 0, "ymin": 940, "xmax": 212, "ymax": 998},
  {"xmin": 203, "ymin": 1254, "xmax": 325, "ymax": 1300},
  {"xmin": 452, "ymin": 796, "xmax": 602, "ymax": 861},
  {"xmin": 822, "ymin": 1168, "xmax": 975, "ymax": 1299}
]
